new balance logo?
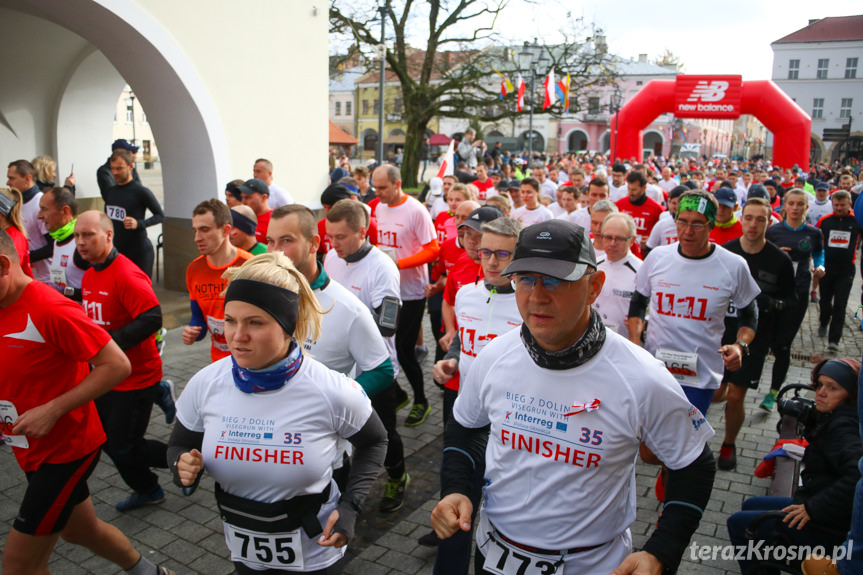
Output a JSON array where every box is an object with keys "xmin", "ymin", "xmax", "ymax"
[{"xmin": 687, "ymin": 81, "xmax": 729, "ymax": 103}]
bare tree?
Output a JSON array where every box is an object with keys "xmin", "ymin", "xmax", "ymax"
[{"xmin": 331, "ymin": 0, "xmax": 618, "ymax": 187}]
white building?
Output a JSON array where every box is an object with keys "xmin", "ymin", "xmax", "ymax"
[{"xmin": 771, "ymin": 15, "xmax": 863, "ymax": 165}]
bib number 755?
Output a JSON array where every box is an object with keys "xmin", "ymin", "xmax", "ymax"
[{"xmin": 226, "ymin": 525, "xmax": 304, "ymax": 570}]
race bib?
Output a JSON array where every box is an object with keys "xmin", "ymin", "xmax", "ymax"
[
  {"xmin": 655, "ymin": 349, "xmax": 699, "ymax": 386},
  {"xmin": 50, "ymin": 267, "xmax": 67, "ymax": 287},
  {"xmin": 225, "ymin": 524, "xmax": 304, "ymax": 570},
  {"xmin": 106, "ymin": 205, "xmax": 127, "ymax": 221},
  {"xmin": 481, "ymin": 530, "xmax": 561, "ymax": 575},
  {"xmin": 0, "ymin": 401, "xmax": 29, "ymax": 448},
  {"xmin": 829, "ymin": 230, "xmax": 852, "ymax": 249},
  {"xmin": 207, "ymin": 316, "xmax": 229, "ymax": 351}
]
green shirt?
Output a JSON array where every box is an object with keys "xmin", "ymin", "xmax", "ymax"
[{"xmin": 250, "ymin": 242, "xmax": 267, "ymax": 255}]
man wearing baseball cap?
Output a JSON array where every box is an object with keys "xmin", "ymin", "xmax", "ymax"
[
  {"xmin": 432, "ymin": 218, "xmax": 716, "ymax": 574},
  {"xmin": 237, "ymin": 178, "xmax": 272, "ymax": 244},
  {"xmin": 97, "ymin": 139, "xmax": 141, "ymax": 198},
  {"xmin": 709, "ymin": 187, "xmax": 742, "ymax": 245}
]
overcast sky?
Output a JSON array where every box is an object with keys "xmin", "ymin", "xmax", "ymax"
[{"xmin": 490, "ymin": 0, "xmax": 861, "ymax": 79}]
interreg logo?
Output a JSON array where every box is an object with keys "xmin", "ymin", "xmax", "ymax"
[{"xmin": 687, "ymin": 81, "xmax": 729, "ymax": 103}]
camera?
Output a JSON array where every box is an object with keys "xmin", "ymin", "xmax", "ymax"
[{"xmin": 776, "ymin": 383, "xmax": 818, "ymax": 430}]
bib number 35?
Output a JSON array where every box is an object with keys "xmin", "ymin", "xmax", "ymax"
[
  {"xmin": 482, "ymin": 533, "xmax": 560, "ymax": 575},
  {"xmin": 226, "ymin": 525, "xmax": 304, "ymax": 570}
]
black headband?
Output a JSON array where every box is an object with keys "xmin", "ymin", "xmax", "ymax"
[
  {"xmin": 230, "ymin": 209, "xmax": 257, "ymax": 237},
  {"xmin": 224, "ymin": 279, "xmax": 299, "ymax": 336},
  {"xmin": 818, "ymin": 360, "xmax": 858, "ymax": 397}
]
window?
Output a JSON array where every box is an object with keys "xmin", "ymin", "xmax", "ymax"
[
  {"xmin": 362, "ymin": 100, "xmax": 369, "ymax": 114},
  {"xmin": 345, "ymin": 101, "xmax": 352, "ymax": 115},
  {"xmin": 335, "ymin": 101, "xmax": 341, "ymax": 116},
  {"xmin": 812, "ymin": 98, "xmax": 824, "ymax": 119},
  {"xmin": 788, "ymin": 59, "xmax": 800, "ymax": 80},
  {"xmin": 846, "ymin": 58, "xmax": 858, "ymax": 79},
  {"xmin": 373, "ymin": 99, "xmax": 380, "ymax": 114},
  {"xmin": 125, "ymin": 104, "xmax": 134, "ymax": 123},
  {"xmin": 840, "ymin": 98, "xmax": 853, "ymax": 119},
  {"xmin": 636, "ymin": 80, "xmax": 643, "ymax": 86},
  {"xmin": 588, "ymin": 97, "xmax": 600, "ymax": 115},
  {"xmin": 817, "ymin": 59, "xmax": 829, "ymax": 79},
  {"xmin": 393, "ymin": 98, "xmax": 403, "ymax": 115}
]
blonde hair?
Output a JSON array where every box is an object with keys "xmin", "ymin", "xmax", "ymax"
[
  {"xmin": 0, "ymin": 188, "xmax": 26, "ymax": 238},
  {"xmin": 222, "ymin": 252, "xmax": 323, "ymax": 344},
  {"xmin": 31, "ymin": 156, "xmax": 56, "ymax": 184},
  {"xmin": 448, "ymin": 182, "xmax": 475, "ymax": 202},
  {"xmin": 485, "ymin": 194, "xmax": 512, "ymax": 216}
]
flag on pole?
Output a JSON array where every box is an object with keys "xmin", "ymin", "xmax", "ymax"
[
  {"xmin": 555, "ymin": 74, "xmax": 570, "ymax": 111},
  {"xmin": 516, "ymin": 74, "xmax": 525, "ymax": 112},
  {"xmin": 494, "ymin": 69, "xmax": 514, "ymax": 99},
  {"xmin": 543, "ymin": 70, "xmax": 556, "ymax": 109},
  {"xmin": 437, "ymin": 140, "xmax": 454, "ymax": 178}
]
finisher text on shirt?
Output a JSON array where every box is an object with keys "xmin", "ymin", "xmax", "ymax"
[
  {"xmin": 500, "ymin": 429, "xmax": 602, "ymax": 468},
  {"xmin": 213, "ymin": 445, "xmax": 304, "ymax": 465}
]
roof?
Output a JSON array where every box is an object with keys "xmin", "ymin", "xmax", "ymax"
[
  {"xmin": 329, "ymin": 121, "xmax": 358, "ymax": 145},
  {"xmin": 329, "ymin": 66, "xmax": 366, "ymax": 92},
  {"xmin": 773, "ymin": 15, "xmax": 863, "ymax": 44},
  {"xmin": 609, "ymin": 56, "xmax": 677, "ymax": 77}
]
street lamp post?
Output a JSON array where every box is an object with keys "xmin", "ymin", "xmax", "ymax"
[
  {"xmin": 610, "ymin": 86, "xmax": 622, "ymax": 163},
  {"xmin": 376, "ymin": 0, "xmax": 390, "ymax": 165},
  {"xmin": 518, "ymin": 41, "xmax": 547, "ymax": 161},
  {"xmin": 127, "ymin": 88, "xmax": 137, "ymax": 146}
]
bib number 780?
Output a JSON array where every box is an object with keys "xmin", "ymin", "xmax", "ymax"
[
  {"xmin": 483, "ymin": 533, "xmax": 559, "ymax": 575},
  {"xmin": 226, "ymin": 525, "xmax": 304, "ymax": 570}
]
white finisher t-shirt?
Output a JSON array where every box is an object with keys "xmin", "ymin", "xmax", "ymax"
[
  {"xmin": 645, "ymin": 213, "xmax": 678, "ymax": 249},
  {"xmin": 512, "ymin": 205, "xmax": 553, "ymax": 226},
  {"xmin": 453, "ymin": 329, "xmax": 713, "ymax": 569},
  {"xmin": 20, "ymin": 190, "xmax": 50, "ymax": 282},
  {"xmin": 807, "ymin": 199, "xmax": 832, "ymax": 227},
  {"xmin": 593, "ymin": 252, "xmax": 642, "ymax": 336},
  {"xmin": 49, "ymin": 238, "xmax": 87, "ymax": 290},
  {"xmin": 176, "ymin": 355, "xmax": 373, "ymax": 571},
  {"xmin": 568, "ymin": 206, "xmax": 591, "ymax": 230},
  {"xmin": 375, "ymin": 195, "xmax": 437, "ymax": 301},
  {"xmin": 635, "ymin": 244, "xmax": 760, "ymax": 390},
  {"xmin": 609, "ymin": 183, "xmax": 627, "ymax": 202},
  {"xmin": 548, "ymin": 202, "xmax": 567, "ymax": 218},
  {"xmin": 324, "ymin": 246, "xmax": 401, "ymax": 378},
  {"xmin": 453, "ymin": 282, "xmax": 522, "ymax": 380}
]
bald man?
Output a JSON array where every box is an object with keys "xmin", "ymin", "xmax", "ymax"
[
  {"xmin": 75, "ymin": 211, "xmax": 172, "ymax": 512},
  {"xmin": 229, "ymin": 205, "xmax": 266, "ymax": 255}
]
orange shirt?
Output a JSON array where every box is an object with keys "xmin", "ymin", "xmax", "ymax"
[{"xmin": 186, "ymin": 249, "xmax": 252, "ymax": 361}]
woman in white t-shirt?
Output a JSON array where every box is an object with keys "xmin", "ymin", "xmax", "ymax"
[{"xmin": 169, "ymin": 253, "xmax": 387, "ymax": 574}]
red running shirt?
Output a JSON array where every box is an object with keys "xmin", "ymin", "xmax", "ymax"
[
  {"xmin": 81, "ymin": 253, "xmax": 162, "ymax": 391},
  {"xmin": 0, "ymin": 281, "xmax": 110, "ymax": 471}
]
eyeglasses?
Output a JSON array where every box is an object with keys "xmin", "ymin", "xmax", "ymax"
[
  {"xmin": 600, "ymin": 234, "xmax": 633, "ymax": 244},
  {"xmin": 478, "ymin": 248, "xmax": 513, "ymax": 260},
  {"xmin": 512, "ymin": 274, "xmax": 566, "ymax": 292},
  {"xmin": 675, "ymin": 220, "xmax": 709, "ymax": 231}
]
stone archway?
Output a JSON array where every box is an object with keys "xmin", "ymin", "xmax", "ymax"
[{"xmin": 566, "ymin": 129, "xmax": 589, "ymax": 152}]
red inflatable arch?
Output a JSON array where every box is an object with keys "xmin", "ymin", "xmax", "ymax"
[{"xmin": 609, "ymin": 75, "xmax": 812, "ymax": 170}]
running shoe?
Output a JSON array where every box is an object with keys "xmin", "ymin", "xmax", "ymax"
[
  {"xmin": 116, "ymin": 486, "xmax": 165, "ymax": 512},
  {"xmin": 156, "ymin": 380, "xmax": 177, "ymax": 424},
  {"xmin": 717, "ymin": 443, "xmax": 737, "ymax": 471},
  {"xmin": 395, "ymin": 386, "xmax": 411, "ymax": 412},
  {"xmin": 810, "ymin": 291, "xmax": 819, "ymax": 303},
  {"xmin": 380, "ymin": 473, "xmax": 410, "ymax": 513},
  {"xmin": 155, "ymin": 327, "xmax": 167, "ymax": 356},
  {"xmin": 415, "ymin": 344, "xmax": 429, "ymax": 364},
  {"xmin": 817, "ymin": 325, "xmax": 827, "ymax": 338},
  {"xmin": 417, "ymin": 530, "xmax": 440, "ymax": 546},
  {"xmin": 759, "ymin": 391, "xmax": 777, "ymax": 412},
  {"xmin": 828, "ymin": 342, "xmax": 839, "ymax": 353},
  {"xmin": 405, "ymin": 403, "xmax": 430, "ymax": 427}
]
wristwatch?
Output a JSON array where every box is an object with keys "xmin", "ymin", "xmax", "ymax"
[
  {"xmin": 63, "ymin": 286, "xmax": 75, "ymax": 298},
  {"xmin": 735, "ymin": 341, "xmax": 750, "ymax": 358}
]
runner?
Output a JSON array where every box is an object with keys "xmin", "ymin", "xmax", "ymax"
[
  {"xmin": 615, "ymin": 171, "xmax": 664, "ymax": 254},
  {"xmin": 75, "ymin": 211, "xmax": 173, "ymax": 510},
  {"xmin": 38, "ymin": 186, "xmax": 87, "ymax": 300},
  {"xmin": 268, "ymin": 204, "xmax": 406, "ymax": 512},
  {"xmin": 183, "ymin": 199, "xmax": 253, "ymax": 362},
  {"xmin": 373, "ymin": 164, "xmax": 440, "ymax": 427},
  {"xmin": 0, "ymin": 228, "xmax": 174, "ymax": 575},
  {"xmin": 761, "ymin": 188, "xmax": 824, "ymax": 411},
  {"xmin": 593, "ymin": 213, "xmax": 641, "ymax": 337},
  {"xmin": 645, "ymin": 186, "xmax": 686, "ymax": 255},
  {"xmin": 511, "ymin": 177, "xmax": 553, "ymax": 226},
  {"xmin": 713, "ymin": 198, "xmax": 796, "ymax": 470},
  {"xmin": 431, "ymin": 219, "xmax": 715, "ymax": 575},
  {"xmin": 170, "ymin": 253, "xmax": 387, "ymax": 575}
]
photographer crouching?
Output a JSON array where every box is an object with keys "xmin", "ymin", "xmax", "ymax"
[{"xmin": 726, "ymin": 358, "xmax": 863, "ymax": 574}]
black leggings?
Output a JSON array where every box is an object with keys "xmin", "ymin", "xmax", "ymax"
[
  {"xmin": 396, "ymin": 298, "xmax": 427, "ymax": 405},
  {"xmin": 94, "ymin": 383, "xmax": 167, "ymax": 494},
  {"xmin": 819, "ymin": 265, "xmax": 856, "ymax": 344},
  {"xmin": 119, "ymin": 240, "xmax": 155, "ymax": 279},
  {"xmin": 770, "ymin": 293, "xmax": 809, "ymax": 391},
  {"xmin": 371, "ymin": 382, "xmax": 406, "ymax": 480}
]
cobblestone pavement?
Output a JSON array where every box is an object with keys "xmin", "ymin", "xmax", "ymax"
[{"xmin": 1, "ymin": 283, "xmax": 861, "ymax": 574}]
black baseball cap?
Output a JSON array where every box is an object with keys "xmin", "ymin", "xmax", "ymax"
[
  {"xmin": 237, "ymin": 178, "xmax": 270, "ymax": 196},
  {"xmin": 112, "ymin": 138, "xmax": 139, "ymax": 153},
  {"xmin": 226, "ymin": 181, "xmax": 243, "ymax": 202},
  {"xmin": 747, "ymin": 184, "xmax": 769, "ymax": 201},
  {"xmin": 320, "ymin": 183, "xmax": 356, "ymax": 206},
  {"xmin": 506, "ymin": 179, "xmax": 521, "ymax": 190},
  {"xmin": 503, "ymin": 220, "xmax": 597, "ymax": 281},
  {"xmin": 458, "ymin": 205, "xmax": 504, "ymax": 233}
]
